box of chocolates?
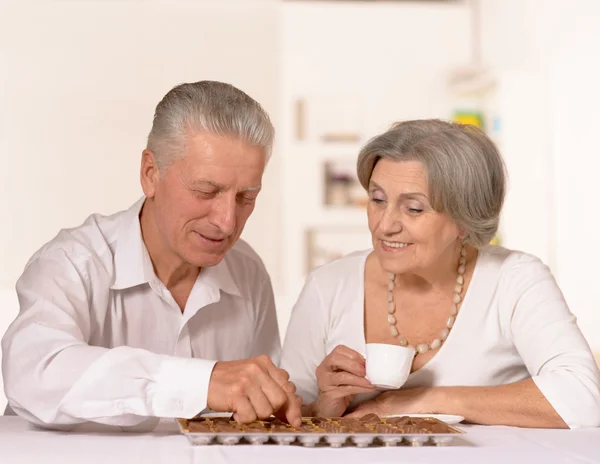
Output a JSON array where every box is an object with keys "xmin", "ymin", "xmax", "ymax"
[{"xmin": 176, "ymin": 413, "xmax": 464, "ymax": 447}]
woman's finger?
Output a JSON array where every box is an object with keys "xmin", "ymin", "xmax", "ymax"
[
  {"xmin": 332, "ymin": 345, "xmax": 366, "ymax": 364},
  {"xmin": 323, "ymin": 371, "xmax": 374, "ymax": 390},
  {"xmin": 324, "ymin": 385, "xmax": 379, "ymax": 399},
  {"xmin": 325, "ymin": 354, "xmax": 366, "ymax": 377}
]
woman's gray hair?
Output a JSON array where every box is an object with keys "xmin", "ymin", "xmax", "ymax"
[
  {"xmin": 357, "ymin": 119, "xmax": 506, "ymax": 247},
  {"xmin": 147, "ymin": 80, "xmax": 275, "ymax": 169}
]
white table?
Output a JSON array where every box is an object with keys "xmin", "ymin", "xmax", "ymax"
[{"xmin": 1, "ymin": 416, "xmax": 599, "ymax": 464}]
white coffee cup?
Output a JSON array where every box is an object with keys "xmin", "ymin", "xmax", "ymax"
[{"xmin": 365, "ymin": 343, "xmax": 415, "ymax": 389}]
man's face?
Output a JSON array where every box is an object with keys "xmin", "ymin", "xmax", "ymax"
[{"xmin": 141, "ymin": 131, "xmax": 267, "ymax": 268}]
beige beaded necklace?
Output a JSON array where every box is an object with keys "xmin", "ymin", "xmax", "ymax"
[{"xmin": 387, "ymin": 243, "xmax": 467, "ymax": 355}]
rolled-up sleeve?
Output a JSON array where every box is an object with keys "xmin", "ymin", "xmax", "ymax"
[
  {"xmin": 1, "ymin": 251, "xmax": 215, "ymax": 429},
  {"xmin": 506, "ymin": 254, "xmax": 600, "ymax": 428}
]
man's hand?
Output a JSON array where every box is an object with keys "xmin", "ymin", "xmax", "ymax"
[{"xmin": 207, "ymin": 355, "xmax": 302, "ymax": 427}]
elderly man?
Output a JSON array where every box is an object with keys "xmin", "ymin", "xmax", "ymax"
[{"xmin": 2, "ymin": 81, "xmax": 300, "ymax": 430}]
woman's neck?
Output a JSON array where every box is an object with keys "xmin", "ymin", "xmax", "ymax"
[{"xmin": 375, "ymin": 244, "xmax": 478, "ymax": 294}]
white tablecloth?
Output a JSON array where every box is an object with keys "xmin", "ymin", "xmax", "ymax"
[{"xmin": 1, "ymin": 416, "xmax": 599, "ymax": 464}]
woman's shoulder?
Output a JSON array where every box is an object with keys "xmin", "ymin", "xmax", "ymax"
[
  {"xmin": 305, "ymin": 249, "xmax": 371, "ymax": 294},
  {"xmin": 291, "ymin": 250, "xmax": 370, "ymax": 316},
  {"xmin": 478, "ymin": 245, "xmax": 555, "ymax": 293},
  {"xmin": 309, "ymin": 249, "xmax": 371, "ymax": 277},
  {"xmin": 480, "ymin": 245, "xmax": 550, "ymax": 274}
]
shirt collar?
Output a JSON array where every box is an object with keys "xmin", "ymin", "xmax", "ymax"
[
  {"xmin": 195, "ymin": 257, "xmax": 241, "ymax": 298},
  {"xmin": 110, "ymin": 197, "xmax": 154, "ymax": 290},
  {"xmin": 110, "ymin": 197, "xmax": 242, "ymax": 298}
]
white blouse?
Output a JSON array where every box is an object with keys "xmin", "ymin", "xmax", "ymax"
[
  {"xmin": 281, "ymin": 245, "xmax": 600, "ymax": 428},
  {"xmin": 2, "ymin": 198, "xmax": 280, "ymax": 430}
]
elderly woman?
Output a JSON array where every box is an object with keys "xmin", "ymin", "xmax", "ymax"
[{"xmin": 281, "ymin": 119, "xmax": 600, "ymax": 428}]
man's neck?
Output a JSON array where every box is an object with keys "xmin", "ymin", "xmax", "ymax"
[{"xmin": 139, "ymin": 199, "xmax": 201, "ymax": 290}]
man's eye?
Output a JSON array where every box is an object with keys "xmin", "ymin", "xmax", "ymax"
[
  {"xmin": 238, "ymin": 195, "xmax": 257, "ymax": 204},
  {"xmin": 194, "ymin": 190, "xmax": 216, "ymax": 198}
]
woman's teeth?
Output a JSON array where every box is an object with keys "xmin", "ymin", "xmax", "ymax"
[{"xmin": 382, "ymin": 241, "xmax": 411, "ymax": 248}]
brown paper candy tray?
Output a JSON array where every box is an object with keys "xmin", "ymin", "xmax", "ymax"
[{"xmin": 176, "ymin": 414, "xmax": 464, "ymax": 448}]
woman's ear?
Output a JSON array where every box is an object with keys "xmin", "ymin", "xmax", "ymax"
[{"xmin": 457, "ymin": 228, "xmax": 468, "ymax": 241}]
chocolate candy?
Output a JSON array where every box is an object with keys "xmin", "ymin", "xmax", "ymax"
[
  {"xmin": 185, "ymin": 414, "xmax": 453, "ymax": 435},
  {"xmin": 359, "ymin": 413, "xmax": 381, "ymax": 424}
]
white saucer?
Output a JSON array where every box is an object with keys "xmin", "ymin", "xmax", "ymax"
[{"xmin": 384, "ymin": 413, "xmax": 465, "ymax": 425}]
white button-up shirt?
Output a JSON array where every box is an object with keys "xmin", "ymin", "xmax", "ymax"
[{"xmin": 1, "ymin": 198, "xmax": 280, "ymax": 430}]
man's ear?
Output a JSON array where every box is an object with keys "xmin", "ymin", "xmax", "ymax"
[{"xmin": 140, "ymin": 149, "xmax": 160, "ymax": 198}]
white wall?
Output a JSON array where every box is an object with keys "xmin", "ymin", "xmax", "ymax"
[
  {"xmin": 491, "ymin": 71, "xmax": 554, "ymax": 269},
  {"xmin": 0, "ymin": 0, "xmax": 280, "ymax": 409},
  {"xmin": 278, "ymin": 1, "xmax": 472, "ymax": 329},
  {"xmin": 480, "ymin": 0, "xmax": 600, "ymax": 350},
  {"xmin": 549, "ymin": 1, "xmax": 600, "ymax": 352}
]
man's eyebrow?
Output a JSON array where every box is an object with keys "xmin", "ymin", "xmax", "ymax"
[
  {"xmin": 241, "ymin": 185, "xmax": 261, "ymax": 192},
  {"xmin": 191, "ymin": 180, "xmax": 261, "ymax": 192},
  {"xmin": 190, "ymin": 179, "xmax": 225, "ymax": 190}
]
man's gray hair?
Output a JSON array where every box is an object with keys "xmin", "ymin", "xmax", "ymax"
[
  {"xmin": 147, "ymin": 81, "xmax": 275, "ymax": 169},
  {"xmin": 357, "ymin": 119, "xmax": 506, "ymax": 247}
]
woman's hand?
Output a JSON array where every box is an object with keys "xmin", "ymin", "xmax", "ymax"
[
  {"xmin": 344, "ymin": 387, "xmax": 433, "ymax": 418},
  {"xmin": 312, "ymin": 345, "xmax": 376, "ymax": 417}
]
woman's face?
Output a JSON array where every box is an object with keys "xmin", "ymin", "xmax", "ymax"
[{"xmin": 367, "ymin": 158, "xmax": 463, "ymax": 276}]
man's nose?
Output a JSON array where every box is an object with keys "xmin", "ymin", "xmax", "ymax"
[{"xmin": 209, "ymin": 194, "xmax": 236, "ymax": 235}]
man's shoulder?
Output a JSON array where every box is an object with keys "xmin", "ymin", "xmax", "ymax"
[{"xmin": 25, "ymin": 205, "xmax": 132, "ymax": 273}]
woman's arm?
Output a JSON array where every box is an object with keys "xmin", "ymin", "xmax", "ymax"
[
  {"xmin": 433, "ymin": 379, "xmax": 567, "ymax": 428},
  {"xmin": 281, "ymin": 271, "xmax": 375, "ymax": 418},
  {"xmin": 349, "ymin": 254, "xmax": 600, "ymax": 428},
  {"xmin": 347, "ymin": 379, "xmax": 566, "ymax": 428},
  {"xmin": 502, "ymin": 254, "xmax": 600, "ymax": 428},
  {"xmin": 280, "ymin": 274, "xmax": 327, "ymax": 407},
  {"xmin": 428, "ymin": 254, "xmax": 595, "ymax": 428}
]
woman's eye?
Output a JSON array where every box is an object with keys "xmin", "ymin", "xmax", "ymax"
[
  {"xmin": 406, "ymin": 204, "xmax": 424, "ymax": 214},
  {"xmin": 369, "ymin": 191, "xmax": 386, "ymax": 204}
]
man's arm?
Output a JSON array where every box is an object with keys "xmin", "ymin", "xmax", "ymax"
[{"xmin": 1, "ymin": 250, "xmax": 215, "ymax": 429}]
